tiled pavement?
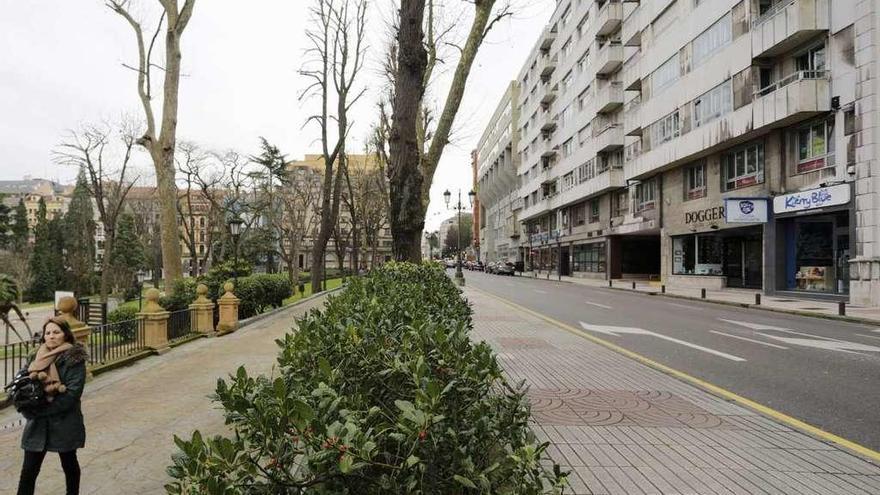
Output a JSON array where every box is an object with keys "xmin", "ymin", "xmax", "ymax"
[
  {"xmin": 466, "ymin": 288, "xmax": 880, "ymax": 494},
  {"xmin": 0, "ymin": 295, "xmax": 327, "ymax": 494}
]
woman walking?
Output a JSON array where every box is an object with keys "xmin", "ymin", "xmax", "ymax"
[{"xmin": 16, "ymin": 317, "xmax": 87, "ymax": 495}]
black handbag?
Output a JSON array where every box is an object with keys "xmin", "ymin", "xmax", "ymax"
[{"xmin": 4, "ymin": 366, "xmax": 48, "ymax": 412}]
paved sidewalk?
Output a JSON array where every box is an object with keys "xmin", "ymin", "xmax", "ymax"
[
  {"xmin": 521, "ymin": 271, "xmax": 880, "ymax": 324},
  {"xmin": 466, "ymin": 287, "xmax": 880, "ymax": 494},
  {"xmin": 0, "ymin": 295, "xmax": 327, "ymax": 494}
]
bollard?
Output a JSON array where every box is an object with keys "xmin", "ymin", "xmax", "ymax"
[
  {"xmin": 755, "ymin": 293, "xmax": 761, "ymax": 305},
  {"xmin": 701, "ymin": 288, "xmax": 707, "ymax": 299},
  {"xmin": 661, "ymin": 285, "xmax": 666, "ymax": 294},
  {"xmin": 838, "ymin": 301, "xmax": 846, "ymax": 316},
  {"xmin": 631, "ymin": 281, "xmax": 636, "ymax": 290},
  {"xmin": 608, "ymin": 280, "xmax": 613, "ymax": 288}
]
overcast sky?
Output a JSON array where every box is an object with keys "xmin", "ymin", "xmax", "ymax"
[{"xmin": 0, "ymin": 0, "xmax": 553, "ymax": 230}]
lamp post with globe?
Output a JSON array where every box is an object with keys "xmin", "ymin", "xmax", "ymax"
[{"xmin": 443, "ymin": 188, "xmax": 475, "ymax": 286}]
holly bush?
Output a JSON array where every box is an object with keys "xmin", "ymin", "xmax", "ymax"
[{"xmin": 166, "ymin": 262, "xmax": 566, "ymax": 494}]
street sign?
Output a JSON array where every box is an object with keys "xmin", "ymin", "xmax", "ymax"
[{"xmin": 724, "ymin": 198, "xmax": 768, "ymax": 223}]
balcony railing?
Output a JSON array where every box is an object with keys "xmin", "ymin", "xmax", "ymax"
[
  {"xmin": 752, "ymin": 0, "xmax": 797, "ymax": 26},
  {"xmin": 754, "ymin": 70, "xmax": 829, "ymax": 98}
]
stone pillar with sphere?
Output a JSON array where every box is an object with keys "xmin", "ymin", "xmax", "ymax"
[
  {"xmin": 55, "ymin": 296, "xmax": 90, "ymax": 345},
  {"xmin": 138, "ymin": 288, "xmax": 170, "ymax": 353},
  {"xmin": 217, "ymin": 282, "xmax": 240, "ymax": 335},
  {"xmin": 189, "ymin": 284, "xmax": 216, "ymax": 334}
]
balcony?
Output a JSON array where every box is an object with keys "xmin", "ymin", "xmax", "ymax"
[
  {"xmin": 539, "ymin": 53, "xmax": 558, "ymax": 79},
  {"xmin": 540, "ymin": 84, "xmax": 558, "ymax": 105},
  {"xmin": 752, "ymin": 0, "xmax": 829, "ymax": 58},
  {"xmin": 595, "ymin": 1, "xmax": 623, "ymax": 36},
  {"xmin": 539, "ymin": 28, "xmax": 557, "ymax": 51},
  {"xmin": 623, "ymin": 51, "xmax": 641, "ymax": 90},
  {"xmin": 596, "ymin": 81, "xmax": 624, "ymax": 113},
  {"xmin": 622, "ymin": 4, "xmax": 642, "ymax": 47},
  {"xmin": 753, "ymin": 70, "xmax": 831, "ymax": 129},
  {"xmin": 541, "ymin": 143, "xmax": 559, "ymax": 158},
  {"xmin": 540, "ymin": 114, "xmax": 558, "ymax": 133},
  {"xmin": 557, "ymin": 167, "xmax": 624, "ymax": 209},
  {"xmin": 595, "ymin": 40, "xmax": 623, "ymax": 75},
  {"xmin": 623, "ymin": 95, "xmax": 642, "ymax": 136},
  {"xmin": 593, "ymin": 123, "xmax": 624, "ymax": 152}
]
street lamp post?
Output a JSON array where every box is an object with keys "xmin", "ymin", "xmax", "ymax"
[
  {"xmin": 136, "ymin": 269, "xmax": 146, "ymax": 311},
  {"xmin": 443, "ymin": 189, "xmax": 475, "ymax": 286},
  {"xmin": 424, "ymin": 232, "xmax": 434, "ymax": 262},
  {"xmin": 228, "ymin": 216, "xmax": 244, "ymax": 287}
]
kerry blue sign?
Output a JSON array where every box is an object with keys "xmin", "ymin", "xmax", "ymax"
[{"xmin": 773, "ymin": 184, "xmax": 850, "ymax": 214}]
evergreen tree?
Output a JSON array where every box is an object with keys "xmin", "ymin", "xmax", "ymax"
[
  {"xmin": 110, "ymin": 212, "xmax": 146, "ymax": 292},
  {"xmin": 65, "ymin": 171, "xmax": 96, "ymax": 296},
  {"xmin": 27, "ymin": 198, "xmax": 66, "ymax": 301},
  {"xmin": 0, "ymin": 195, "xmax": 11, "ymax": 248},
  {"xmin": 11, "ymin": 198, "xmax": 29, "ymax": 249}
]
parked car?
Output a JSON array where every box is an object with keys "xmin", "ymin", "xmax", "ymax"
[
  {"xmin": 486, "ymin": 261, "xmax": 497, "ymax": 274},
  {"xmin": 473, "ymin": 261, "xmax": 485, "ymax": 272},
  {"xmin": 495, "ymin": 261, "xmax": 516, "ymax": 276},
  {"xmin": 444, "ymin": 259, "xmax": 456, "ymax": 269}
]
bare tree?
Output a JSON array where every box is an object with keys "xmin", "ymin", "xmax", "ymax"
[
  {"xmin": 299, "ymin": 0, "xmax": 368, "ymax": 292},
  {"xmin": 176, "ymin": 141, "xmax": 226, "ymax": 276},
  {"xmin": 387, "ymin": 0, "xmax": 511, "ymax": 261},
  {"xmin": 107, "ymin": 0, "xmax": 196, "ymax": 294},
  {"xmin": 55, "ymin": 121, "xmax": 139, "ymax": 302}
]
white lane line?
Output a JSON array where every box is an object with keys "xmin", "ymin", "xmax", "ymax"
[
  {"xmin": 856, "ymin": 333, "xmax": 880, "ymax": 341},
  {"xmin": 534, "ymin": 289, "xmax": 548, "ymax": 294},
  {"xmin": 719, "ymin": 319, "xmax": 840, "ymax": 341},
  {"xmin": 667, "ymin": 303, "xmax": 697, "ymax": 310},
  {"xmin": 583, "ymin": 301, "xmax": 613, "ymax": 309},
  {"xmin": 710, "ymin": 331, "xmax": 789, "ymax": 350},
  {"xmin": 579, "ymin": 322, "xmax": 747, "ymax": 362}
]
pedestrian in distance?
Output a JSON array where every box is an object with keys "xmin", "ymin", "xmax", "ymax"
[{"xmin": 16, "ymin": 317, "xmax": 87, "ymax": 495}]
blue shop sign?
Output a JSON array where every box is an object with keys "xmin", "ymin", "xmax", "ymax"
[{"xmin": 772, "ymin": 184, "xmax": 850, "ymax": 214}]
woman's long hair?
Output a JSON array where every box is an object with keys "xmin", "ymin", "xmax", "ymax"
[{"xmin": 40, "ymin": 317, "xmax": 76, "ymax": 345}]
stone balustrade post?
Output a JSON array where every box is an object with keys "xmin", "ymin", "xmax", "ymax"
[
  {"xmin": 189, "ymin": 284, "xmax": 216, "ymax": 335},
  {"xmin": 56, "ymin": 296, "xmax": 90, "ymax": 346},
  {"xmin": 138, "ymin": 288, "xmax": 170, "ymax": 354},
  {"xmin": 217, "ymin": 282, "xmax": 240, "ymax": 336}
]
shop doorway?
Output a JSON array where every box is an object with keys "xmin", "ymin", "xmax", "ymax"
[
  {"xmin": 619, "ymin": 236, "xmax": 661, "ymax": 278},
  {"xmin": 781, "ymin": 212, "xmax": 850, "ymax": 294},
  {"xmin": 723, "ymin": 235, "xmax": 763, "ymax": 289},
  {"xmin": 560, "ymin": 246, "xmax": 571, "ymax": 276}
]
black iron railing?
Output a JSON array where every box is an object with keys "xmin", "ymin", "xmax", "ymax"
[
  {"xmin": 87, "ymin": 318, "xmax": 146, "ymax": 367},
  {"xmin": 2, "ymin": 339, "xmax": 36, "ymax": 390},
  {"xmin": 167, "ymin": 309, "xmax": 195, "ymax": 342}
]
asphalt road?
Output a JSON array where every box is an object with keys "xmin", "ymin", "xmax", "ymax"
[{"xmin": 461, "ymin": 269, "xmax": 880, "ymax": 452}]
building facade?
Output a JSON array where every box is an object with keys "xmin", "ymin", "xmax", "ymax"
[
  {"xmin": 476, "ymin": 81, "xmax": 522, "ymax": 264},
  {"xmin": 477, "ymin": 0, "xmax": 880, "ymax": 305}
]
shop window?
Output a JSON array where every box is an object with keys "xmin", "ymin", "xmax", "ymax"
[
  {"xmin": 684, "ymin": 162, "xmax": 707, "ymax": 200},
  {"xmin": 693, "ymin": 79, "xmax": 732, "ymax": 128},
  {"xmin": 673, "ymin": 235, "xmax": 723, "ymax": 275},
  {"xmin": 634, "ymin": 179, "xmax": 656, "ymax": 212},
  {"xmin": 722, "ymin": 143, "xmax": 764, "ymax": 191},
  {"xmin": 796, "ymin": 117, "xmax": 835, "ymax": 174},
  {"xmin": 589, "ymin": 199, "xmax": 600, "ymax": 223},
  {"xmin": 572, "ymin": 243, "xmax": 606, "ymax": 273}
]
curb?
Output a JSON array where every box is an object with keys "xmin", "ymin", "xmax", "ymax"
[{"xmin": 519, "ymin": 274, "xmax": 879, "ymax": 326}]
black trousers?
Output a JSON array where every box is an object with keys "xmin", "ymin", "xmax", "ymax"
[{"xmin": 17, "ymin": 449, "xmax": 80, "ymax": 495}]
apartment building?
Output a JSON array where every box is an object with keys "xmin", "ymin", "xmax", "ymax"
[
  {"xmin": 479, "ymin": 0, "xmax": 880, "ymax": 305},
  {"xmin": 476, "ymin": 82, "xmax": 522, "ymax": 263}
]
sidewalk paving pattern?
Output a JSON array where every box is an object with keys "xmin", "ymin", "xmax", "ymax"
[
  {"xmin": 466, "ymin": 288, "xmax": 880, "ymax": 495},
  {"xmin": 0, "ymin": 296, "xmax": 327, "ymax": 494}
]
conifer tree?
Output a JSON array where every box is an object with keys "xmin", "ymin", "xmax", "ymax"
[
  {"xmin": 11, "ymin": 198, "xmax": 29, "ymax": 249},
  {"xmin": 110, "ymin": 212, "xmax": 146, "ymax": 293},
  {"xmin": 66, "ymin": 171, "xmax": 96, "ymax": 296},
  {"xmin": 27, "ymin": 198, "xmax": 66, "ymax": 301}
]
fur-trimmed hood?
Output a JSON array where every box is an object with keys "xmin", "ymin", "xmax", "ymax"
[{"xmin": 56, "ymin": 342, "xmax": 88, "ymax": 366}]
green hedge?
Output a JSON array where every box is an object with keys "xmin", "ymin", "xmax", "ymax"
[
  {"xmin": 235, "ymin": 273, "xmax": 292, "ymax": 319},
  {"xmin": 166, "ymin": 262, "xmax": 565, "ymax": 494},
  {"xmin": 106, "ymin": 305, "xmax": 140, "ymax": 341}
]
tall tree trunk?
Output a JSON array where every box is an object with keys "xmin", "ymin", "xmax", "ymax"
[
  {"xmin": 99, "ymin": 231, "xmax": 115, "ymax": 303},
  {"xmin": 388, "ymin": 0, "xmax": 428, "ymax": 262}
]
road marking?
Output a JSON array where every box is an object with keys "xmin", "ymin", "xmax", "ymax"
[
  {"xmin": 666, "ymin": 303, "xmax": 697, "ymax": 310},
  {"xmin": 471, "ymin": 287, "xmax": 880, "ymax": 464},
  {"xmin": 583, "ymin": 301, "xmax": 613, "ymax": 309},
  {"xmin": 721, "ymin": 319, "xmax": 880, "ymax": 353},
  {"xmin": 857, "ymin": 333, "xmax": 880, "ymax": 341},
  {"xmin": 710, "ymin": 331, "xmax": 789, "ymax": 350},
  {"xmin": 579, "ymin": 322, "xmax": 747, "ymax": 362},
  {"xmin": 534, "ymin": 289, "xmax": 548, "ymax": 294}
]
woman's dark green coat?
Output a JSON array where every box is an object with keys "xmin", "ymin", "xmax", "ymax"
[{"xmin": 20, "ymin": 343, "xmax": 88, "ymax": 452}]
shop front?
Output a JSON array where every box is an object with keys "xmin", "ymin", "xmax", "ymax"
[{"xmin": 772, "ymin": 184, "xmax": 853, "ymax": 297}]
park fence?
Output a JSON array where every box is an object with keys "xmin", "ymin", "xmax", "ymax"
[
  {"xmin": 87, "ymin": 318, "xmax": 146, "ymax": 367},
  {"xmin": 167, "ymin": 308, "xmax": 196, "ymax": 343}
]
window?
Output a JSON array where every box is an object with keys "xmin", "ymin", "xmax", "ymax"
[
  {"xmin": 796, "ymin": 43, "xmax": 826, "ymax": 72},
  {"xmin": 560, "ymin": 5, "xmax": 572, "ymax": 28},
  {"xmin": 562, "ymin": 138, "xmax": 574, "ymax": 157},
  {"xmin": 722, "ymin": 143, "xmax": 764, "ymax": 190},
  {"xmin": 578, "ymin": 86, "xmax": 591, "ymax": 110},
  {"xmin": 573, "ymin": 203, "xmax": 587, "ymax": 226},
  {"xmin": 673, "ymin": 235, "xmax": 723, "ymax": 275},
  {"xmin": 562, "ymin": 71, "xmax": 573, "ymax": 93},
  {"xmin": 589, "ymin": 199, "xmax": 600, "ymax": 223},
  {"xmin": 651, "ymin": 111, "xmax": 680, "ymax": 145},
  {"xmin": 684, "ymin": 162, "xmax": 707, "ymax": 200},
  {"xmin": 652, "ymin": 54, "xmax": 679, "ymax": 94},
  {"xmin": 560, "ymin": 104, "xmax": 574, "ymax": 127},
  {"xmin": 796, "ymin": 117, "xmax": 835, "ymax": 173},
  {"xmin": 577, "ymin": 52, "xmax": 589, "ymax": 74},
  {"xmin": 576, "ymin": 14, "xmax": 589, "ymax": 39},
  {"xmin": 578, "ymin": 124, "xmax": 591, "ymax": 147},
  {"xmin": 692, "ymin": 13, "xmax": 732, "ymax": 66},
  {"xmin": 572, "ymin": 243, "xmax": 606, "ymax": 273},
  {"xmin": 563, "ymin": 171, "xmax": 575, "ymax": 191},
  {"xmin": 634, "ymin": 179, "xmax": 656, "ymax": 212},
  {"xmin": 694, "ymin": 79, "xmax": 732, "ymax": 128},
  {"xmin": 614, "ymin": 190, "xmax": 629, "ymax": 216}
]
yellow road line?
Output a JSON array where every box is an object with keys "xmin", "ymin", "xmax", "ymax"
[{"xmin": 471, "ymin": 287, "xmax": 880, "ymax": 465}]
